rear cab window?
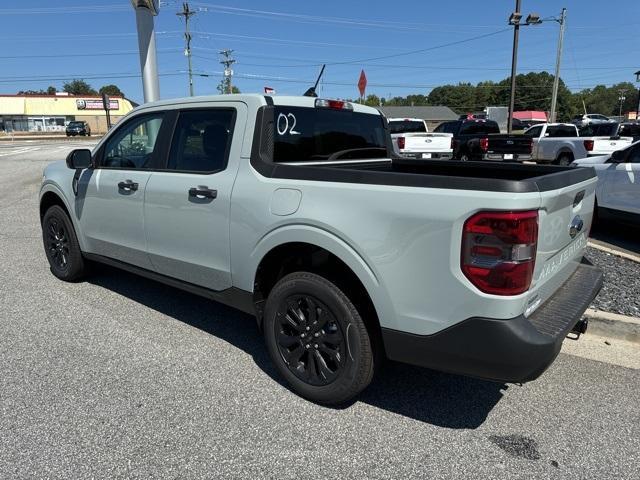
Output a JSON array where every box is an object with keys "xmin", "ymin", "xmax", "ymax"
[
  {"xmin": 273, "ymin": 106, "xmax": 388, "ymax": 162},
  {"xmin": 388, "ymin": 120, "xmax": 426, "ymax": 134},
  {"xmin": 546, "ymin": 125, "xmax": 577, "ymax": 137},
  {"xmin": 459, "ymin": 121, "xmax": 500, "ymax": 135}
]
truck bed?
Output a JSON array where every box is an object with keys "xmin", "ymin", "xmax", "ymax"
[{"xmin": 258, "ymin": 158, "xmax": 596, "ymax": 194}]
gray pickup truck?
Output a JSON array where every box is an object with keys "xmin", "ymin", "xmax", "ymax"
[{"xmin": 40, "ymin": 94, "xmax": 603, "ymax": 404}]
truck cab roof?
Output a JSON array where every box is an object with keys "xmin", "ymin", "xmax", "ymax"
[{"xmin": 130, "ymin": 94, "xmax": 383, "ymax": 116}]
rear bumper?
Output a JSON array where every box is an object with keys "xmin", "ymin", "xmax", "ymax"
[
  {"xmin": 382, "ymin": 259, "xmax": 603, "ymax": 383},
  {"xmin": 401, "ymin": 151, "xmax": 453, "ymax": 160},
  {"xmin": 482, "ymin": 153, "xmax": 532, "ymax": 162}
]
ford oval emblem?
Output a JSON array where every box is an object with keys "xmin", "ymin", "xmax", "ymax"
[
  {"xmin": 425, "ymin": 139, "xmax": 432, "ymax": 143},
  {"xmin": 506, "ymin": 140, "xmax": 514, "ymax": 145},
  {"xmin": 569, "ymin": 215, "xmax": 584, "ymax": 239}
]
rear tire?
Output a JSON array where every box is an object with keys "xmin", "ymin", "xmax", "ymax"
[
  {"xmin": 459, "ymin": 153, "xmax": 470, "ymax": 161},
  {"xmin": 263, "ymin": 272, "xmax": 375, "ymax": 405},
  {"xmin": 42, "ymin": 205, "xmax": 87, "ymax": 282},
  {"xmin": 555, "ymin": 153, "xmax": 573, "ymax": 166}
]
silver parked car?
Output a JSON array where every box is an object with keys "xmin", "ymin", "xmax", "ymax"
[{"xmin": 571, "ymin": 113, "xmax": 612, "ymax": 128}]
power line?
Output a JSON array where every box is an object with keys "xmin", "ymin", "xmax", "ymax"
[{"xmin": 0, "ymin": 5, "xmax": 129, "ymax": 14}]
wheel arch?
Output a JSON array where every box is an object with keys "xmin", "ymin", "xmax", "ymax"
[
  {"xmin": 246, "ymin": 226, "xmax": 391, "ymax": 353},
  {"xmin": 39, "ymin": 185, "xmax": 86, "ymax": 250}
]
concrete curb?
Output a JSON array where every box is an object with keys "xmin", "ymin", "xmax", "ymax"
[
  {"xmin": 584, "ymin": 308, "xmax": 640, "ymax": 344},
  {"xmin": 588, "ymin": 241, "xmax": 640, "ymax": 264}
]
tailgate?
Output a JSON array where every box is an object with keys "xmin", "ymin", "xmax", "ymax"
[
  {"xmin": 487, "ymin": 136, "xmax": 532, "ymax": 154},
  {"xmin": 403, "ymin": 133, "xmax": 452, "ymax": 153},
  {"xmin": 590, "ymin": 136, "xmax": 633, "ymax": 155},
  {"xmin": 527, "ymin": 175, "xmax": 598, "ymax": 313}
]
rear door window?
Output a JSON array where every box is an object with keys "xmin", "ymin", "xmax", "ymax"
[
  {"xmin": 273, "ymin": 106, "xmax": 388, "ymax": 162},
  {"xmin": 167, "ymin": 109, "xmax": 235, "ymax": 173}
]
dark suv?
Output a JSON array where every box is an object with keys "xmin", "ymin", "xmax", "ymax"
[{"xmin": 66, "ymin": 121, "xmax": 91, "ymax": 137}]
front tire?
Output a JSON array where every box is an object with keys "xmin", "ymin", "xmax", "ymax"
[
  {"xmin": 263, "ymin": 272, "xmax": 375, "ymax": 405},
  {"xmin": 459, "ymin": 153, "xmax": 470, "ymax": 161},
  {"xmin": 42, "ymin": 205, "xmax": 87, "ymax": 282}
]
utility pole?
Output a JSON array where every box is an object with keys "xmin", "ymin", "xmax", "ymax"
[
  {"xmin": 549, "ymin": 7, "xmax": 566, "ymax": 123},
  {"xmin": 507, "ymin": 0, "xmax": 522, "ymax": 134},
  {"xmin": 219, "ymin": 49, "xmax": 235, "ymax": 94},
  {"xmin": 177, "ymin": 2, "xmax": 195, "ymax": 97},
  {"xmin": 618, "ymin": 90, "xmax": 627, "ymax": 118}
]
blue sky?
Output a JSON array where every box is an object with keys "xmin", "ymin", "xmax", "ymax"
[{"xmin": 1, "ymin": 0, "xmax": 638, "ymax": 104}]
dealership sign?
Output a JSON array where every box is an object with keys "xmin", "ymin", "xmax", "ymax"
[{"xmin": 76, "ymin": 99, "xmax": 119, "ymax": 110}]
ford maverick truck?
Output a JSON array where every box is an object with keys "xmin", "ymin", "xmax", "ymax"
[{"xmin": 40, "ymin": 94, "xmax": 603, "ymax": 404}]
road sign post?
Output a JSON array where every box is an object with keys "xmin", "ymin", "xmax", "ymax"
[{"xmin": 102, "ymin": 93, "xmax": 112, "ymax": 130}]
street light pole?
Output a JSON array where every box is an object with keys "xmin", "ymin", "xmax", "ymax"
[
  {"xmin": 549, "ymin": 8, "xmax": 566, "ymax": 123},
  {"xmin": 131, "ymin": 0, "xmax": 160, "ymax": 103},
  {"xmin": 507, "ymin": 0, "xmax": 522, "ymax": 134}
]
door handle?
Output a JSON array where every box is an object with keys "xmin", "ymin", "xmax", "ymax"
[
  {"xmin": 118, "ymin": 180, "xmax": 139, "ymax": 191},
  {"xmin": 189, "ymin": 186, "xmax": 217, "ymax": 199}
]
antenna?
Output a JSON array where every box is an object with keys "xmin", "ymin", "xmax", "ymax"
[{"xmin": 303, "ymin": 64, "xmax": 326, "ymax": 97}]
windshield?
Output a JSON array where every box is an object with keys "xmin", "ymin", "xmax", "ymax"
[
  {"xmin": 273, "ymin": 106, "xmax": 388, "ymax": 162},
  {"xmin": 388, "ymin": 120, "xmax": 426, "ymax": 134},
  {"xmin": 68, "ymin": 122, "xmax": 83, "ymax": 127}
]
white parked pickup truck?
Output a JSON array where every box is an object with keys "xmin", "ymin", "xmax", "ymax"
[
  {"xmin": 573, "ymin": 141, "xmax": 640, "ymax": 224},
  {"xmin": 524, "ymin": 123, "xmax": 587, "ymax": 165},
  {"xmin": 579, "ymin": 122, "xmax": 634, "ymax": 157},
  {"xmin": 388, "ymin": 118, "xmax": 453, "ymax": 160}
]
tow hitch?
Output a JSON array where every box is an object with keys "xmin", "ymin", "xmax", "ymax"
[{"xmin": 567, "ymin": 318, "xmax": 588, "ymax": 340}]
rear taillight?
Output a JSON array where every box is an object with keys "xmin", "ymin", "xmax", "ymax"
[
  {"xmin": 528, "ymin": 138, "xmax": 534, "ymax": 153},
  {"xmin": 584, "ymin": 140, "xmax": 594, "ymax": 151},
  {"xmin": 397, "ymin": 136, "xmax": 405, "ymax": 150},
  {"xmin": 479, "ymin": 137, "xmax": 489, "ymax": 152},
  {"xmin": 461, "ymin": 210, "xmax": 538, "ymax": 296},
  {"xmin": 450, "ymin": 137, "xmax": 455, "ymax": 150}
]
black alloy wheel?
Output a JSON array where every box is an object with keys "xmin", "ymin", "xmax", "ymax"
[
  {"xmin": 42, "ymin": 205, "xmax": 87, "ymax": 281},
  {"xmin": 275, "ymin": 294, "xmax": 346, "ymax": 386},
  {"xmin": 263, "ymin": 272, "xmax": 375, "ymax": 404},
  {"xmin": 45, "ymin": 216, "xmax": 70, "ymax": 271}
]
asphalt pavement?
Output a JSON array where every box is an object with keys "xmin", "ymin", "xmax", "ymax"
[{"xmin": 1, "ymin": 142, "xmax": 639, "ymax": 479}]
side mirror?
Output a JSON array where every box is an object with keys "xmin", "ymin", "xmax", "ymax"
[
  {"xmin": 609, "ymin": 149, "xmax": 626, "ymax": 163},
  {"xmin": 66, "ymin": 149, "xmax": 92, "ymax": 169}
]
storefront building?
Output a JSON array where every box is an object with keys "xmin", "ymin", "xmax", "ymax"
[{"xmin": 0, "ymin": 93, "xmax": 136, "ymax": 134}]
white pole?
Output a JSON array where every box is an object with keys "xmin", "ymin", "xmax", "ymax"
[{"xmin": 134, "ymin": 4, "xmax": 160, "ymax": 103}]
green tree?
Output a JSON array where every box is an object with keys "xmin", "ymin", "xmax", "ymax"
[
  {"xmin": 46, "ymin": 85, "xmax": 57, "ymax": 95},
  {"xmin": 364, "ymin": 94, "xmax": 381, "ymax": 106},
  {"xmin": 63, "ymin": 79, "xmax": 97, "ymax": 95},
  {"xmin": 99, "ymin": 84, "xmax": 124, "ymax": 97}
]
